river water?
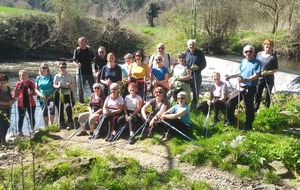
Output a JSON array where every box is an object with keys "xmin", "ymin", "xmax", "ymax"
[{"xmin": 1, "ymin": 56, "xmax": 299, "ymax": 138}]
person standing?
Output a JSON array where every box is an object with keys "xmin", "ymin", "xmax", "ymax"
[
  {"xmin": 94, "ymin": 46, "xmax": 107, "ymax": 83},
  {"xmin": 53, "ymin": 62, "xmax": 76, "ymax": 130},
  {"xmin": 184, "ymin": 39, "xmax": 207, "ymax": 104},
  {"xmin": 35, "ymin": 63, "xmax": 55, "ymax": 127},
  {"xmin": 254, "ymin": 39, "xmax": 278, "ymax": 111},
  {"xmin": 13, "ymin": 70, "xmax": 36, "ymax": 137},
  {"xmin": 73, "ymin": 36, "xmax": 95, "ymax": 104},
  {"xmin": 121, "ymin": 53, "xmax": 133, "ymax": 97},
  {"xmin": 149, "ymin": 43, "xmax": 175, "ymax": 72},
  {"xmin": 225, "ymin": 45, "xmax": 261, "ymax": 131},
  {"xmin": 0, "ymin": 73, "xmax": 14, "ymax": 145}
]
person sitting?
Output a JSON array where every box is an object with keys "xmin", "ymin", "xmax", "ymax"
[
  {"xmin": 208, "ymin": 72, "xmax": 228, "ymax": 126},
  {"xmin": 161, "ymin": 91, "xmax": 191, "ymax": 141},
  {"xmin": 102, "ymin": 83, "xmax": 124, "ymax": 142},
  {"xmin": 100, "ymin": 53, "xmax": 122, "ymax": 96},
  {"xmin": 141, "ymin": 87, "xmax": 169, "ymax": 137},
  {"xmin": 168, "ymin": 53, "xmax": 192, "ymax": 105},
  {"xmin": 150, "ymin": 55, "xmax": 170, "ymax": 96},
  {"xmin": 76, "ymin": 83, "xmax": 106, "ymax": 139},
  {"xmin": 116, "ymin": 83, "xmax": 143, "ymax": 144}
]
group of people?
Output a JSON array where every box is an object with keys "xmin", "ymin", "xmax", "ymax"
[{"xmin": 0, "ymin": 37, "xmax": 277, "ymax": 146}]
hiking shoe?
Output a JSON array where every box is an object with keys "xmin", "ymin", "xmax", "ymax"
[
  {"xmin": 17, "ymin": 132, "xmax": 24, "ymax": 137},
  {"xmin": 66, "ymin": 122, "xmax": 74, "ymax": 130},
  {"xmin": 162, "ymin": 133, "xmax": 169, "ymax": 142},
  {"xmin": 77, "ymin": 131, "xmax": 88, "ymax": 136},
  {"xmin": 88, "ymin": 132, "xmax": 94, "ymax": 139}
]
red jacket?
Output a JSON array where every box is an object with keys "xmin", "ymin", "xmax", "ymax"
[{"xmin": 13, "ymin": 80, "xmax": 36, "ymax": 108}]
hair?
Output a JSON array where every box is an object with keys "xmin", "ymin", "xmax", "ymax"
[
  {"xmin": 0, "ymin": 73, "xmax": 9, "ymax": 81},
  {"xmin": 39, "ymin": 63, "xmax": 50, "ymax": 75},
  {"xmin": 154, "ymin": 54, "xmax": 162, "ymax": 60},
  {"xmin": 263, "ymin": 39, "xmax": 274, "ymax": 47},
  {"xmin": 124, "ymin": 53, "xmax": 132, "ymax": 59},
  {"xmin": 243, "ymin": 45, "xmax": 255, "ymax": 53},
  {"xmin": 128, "ymin": 82, "xmax": 137, "ymax": 90},
  {"xmin": 98, "ymin": 46, "xmax": 106, "ymax": 52},
  {"xmin": 78, "ymin": 36, "xmax": 87, "ymax": 43},
  {"xmin": 187, "ymin": 39, "xmax": 196, "ymax": 46},
  {"xmin": 107, "ymin": 52, "xmax": 115, "ymax": 60},
  {"xmin": 177, "ymin": 91, "xmax": 187, "ymax": 98},
  {"xmin": 133, "ymin": 50, "xmax": 145, "ymax": 62},
  {"xmin": 19, "ymin": 70, "xmax": 28, "ymax": 76},
  {"xmin": 154, "ymin": 86, "xmax": 164, "ymax": 95},
  {"xmin": 157, "ymin": 43, "xmax": 165, "ymax": 49},
  {"xmin": 59, "ymin": 62, "xmax": 67, "ymax": 67},
  {"xmin": 93, "ymin": 83, "xmax": 103, "ymax": 92},
  {"xmin": 177, "ymin": 53, "xmax": 185, "ymax": 59},
  {"xmin": 211, "ymin": 72, "xmax": 220, "ymax": 78},
  {"xmin": 110, "ymin": 82, "xmax": 119, "ymax": 92}
]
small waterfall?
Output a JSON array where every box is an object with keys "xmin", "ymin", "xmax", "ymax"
[{"xmin": 202, "ymin": 56, "xmax": 300, "ymax": 93}]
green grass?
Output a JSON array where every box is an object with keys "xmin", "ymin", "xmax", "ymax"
[{"xmin": 0, "ymin": 6, "xmax": 39, "ymax": 14}]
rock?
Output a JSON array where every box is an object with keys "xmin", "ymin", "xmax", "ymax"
[
  {"xmin": 268, "ymin": 161, "xmax": 288, "ymax": 176},
  {"xmin": 230, "ymin": 135, "xmax": 246, "ymax": 148}
]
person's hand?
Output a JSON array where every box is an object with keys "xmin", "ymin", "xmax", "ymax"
[
  {"xmin": 28, "ymin": 89, "xmax": 33, "ymax": 95},
  {"xmin": 225, "ymin": 74, "xmax": 230, "ymax": 81},
  {"xmin": 261, "ymin": 70, "xmax": 268, "ymax": 76},
  {"xmin": 191, "ymin": 65, "xmax": 199, "ymax": 71},
  {"xmin": 207, "ymin": 100, "xmax": 211, "ymax": 105},
  {"xmin": 237, "ymin": 76, "xmax": 244, "ymax": 83},
  {"xmin": 66, "ymin": 82, "xmax": 71, "ymax": 88}
]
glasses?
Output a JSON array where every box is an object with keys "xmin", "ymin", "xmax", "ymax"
[
  {"xmin": 94, "ymin": 87, "xmax": 101, "ymax": 90},
  {"xmin": 244, "ymin": 50, "xmax": 253, "ymax": 54},
  {"xmin": 110, "ymin": 88, "xmax": 117, "ymax": 91},
  {"xmin": 155, "ymin": 59, "xmax": 162, "ymax": 61},
  {"xmin": 135, "ymin": 54, "xmax": 142, "ymax": 57},
  {"xmin": 125, "ymin": 57, "xmax": 132, "ymax": 60},
  {"xmin": 155, "ymin": 91, "xmax": 163, "ymax": 94},
  {"xmin": 60, "ymin": 66, "xmax": 66, "ymax": 69},
  {"xmin": 158, "ymin": 47, "xmax": 165, "ymax": 49},
  {"xmin": 42, "ymin": 67, "xmax": 48, "ymax": 69},
  {"xmin": 177, "ymin": 97, "xmax": 184, "ymax": 100},
  {"xmin": 98, "ymin": 51, "xmax": 105, "ymax": 53}
]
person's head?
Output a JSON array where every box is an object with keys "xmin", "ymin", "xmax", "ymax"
[
  {"xmin": 59, "ymin": 62, "xmax": 67, "ymax": 73},
  {"xmin": 154, "ymin": 55, "xmax": 163, "ymax": 66},
  {"xmin": 133, "ymin": 50, "xmax": 145, "ymax": 62},
  {"xmin": 212, "ymin": 72, "xmax": 221, "ymax": 84},
  {"xmin": 78, "ymin": 37, "xmax": 87, "ymax": 49},
  {"xmin": 98, "ymin": 46, "xmax": 106, "ymax": 58},
  {"xmin": 177, "ymin": 53, "xmax": 185, "ymax": 64},
  {"xmin": 93, "ymin": 83, "xmax": 102, "ymax": 94},
  {"xmin": 157, "ymin": 43, "xmax": 165, "ymax": 54},
  {"xmin": 0, "ymin": 73, "xmax": 9, "ymax": 84},
  {"xmin": 39, "ymin": 63, "xmax": 50, "ymax": 75},
  {"xmin": 262, "ymin": 39, "xmax": 274, "ymax": 52},
  {"xmin": 177, "ymin": 91, "xmax": 187, "ymax": 103},
  {"xmin": 243, "ymin": 45, "xmax": 255, "ymax": 60},
  {"xmin": 128, "ymin": 82, "xmax": 137, "ymax": 93},
  {"xmin": 19, "ymin": 70, "xmax": 28, "ymax": 81},
  {"xmin": 124, "ymin": 53, "xmax": 133, "ymax": 64},
  {"xmin": 107, "ymin": 53, "xmax": 115, "ymax": 63},
  {"xmin": 187, "ymin": 39, "xmax": 196, "ymax": 51},
  {"xmin": 154, "ymin": 86, "xmax": 164, "ymax": 98},
  {"xmin": 109, "ymin": 83, "xmax": 119, "ymax": 95}
]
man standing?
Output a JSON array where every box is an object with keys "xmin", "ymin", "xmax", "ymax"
[
  {"xmin": 149, "ymin": 43, "xmax": 175, "ymax": 72},
  {"xmin": 225, "ymin": 45, "xmax": 261, "ymax": 130},
  {"xmin": 94, "ymin": 46, "xmax": 107, "ymax": 83},
  {"xmin": 184, "ymin": 39, "xmax": 206, "ymax": 104},
  {"xmin": 73, "ymin": 37, "xmax": 95, "ymax": 104}
]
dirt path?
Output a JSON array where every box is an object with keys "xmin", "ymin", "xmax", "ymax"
[{"xmin": 58, "ymin": 130, "xmax": 299, "ymax": 190}]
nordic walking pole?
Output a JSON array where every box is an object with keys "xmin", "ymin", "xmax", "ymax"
[
  {"xmin": 192, "ymin": 68, "xmax": 199, "ymax": 103},
  {"xmin": 60, "ymin": 118, "xmax": 89, "ymax": 149},
  {"xmin": 28, "ymin": 87, "xmax": 34, "ymax": 135},
  {"xmin": 161, "ymin": 120, "xmax": 201, "ymax": 146},
  {"xmin": 111, "ymin": 123, "xmax": 128, "ymax": 144},
  {"xmin": 68, "ymin": 87, "xmax": 75, "ymax": 130},
  {"xmin": 58, "ymin": 87, "xmax": 62, "ymax": 130},
  {"xmin": 264, "ymin": 77, "xmax": 272, "ymax": 106},
  {"xmin": 202, "ymin": 104, "xmax": 210, "ymax": 137},
  {"xmin": 34, "ymin": 100, "xmax": 47, "ymax": 129},
  {"xmin": 237, "ymin": 84, "xmax": 241, "ymax": 130},
  {"xmin": 89, "ymin": 115, "xmax": 106, "ymax": 146},
  {"xmin": 225, "ymin": 75, "xmax": 234, "ymax": 91}
]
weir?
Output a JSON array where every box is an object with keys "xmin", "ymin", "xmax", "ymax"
[{"xmin": 202, "ymin": 56, "xmax": 300, "ymax": 93}]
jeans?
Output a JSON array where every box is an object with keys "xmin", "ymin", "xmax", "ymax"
[{"xmin": 76, "ymin": 73, "xmax": 95, "ymax": 103}]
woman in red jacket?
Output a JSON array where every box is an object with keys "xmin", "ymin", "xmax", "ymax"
[{"xmin": 13, "ymin": 70, "xmax": 36, "ymax": 137}]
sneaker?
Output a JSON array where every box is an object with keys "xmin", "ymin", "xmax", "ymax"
[
  {"xmin": 88, "ymin": 132, "xmax": 94, "ymax": 139},
  {"xmin": 17, "ymin": 132, "xmax": 24, "ymax": 137},
  {"xmin": 66, "ymin": 122, "xmax": 74, "ymax": 130},
  {"xmin": 77, "ymin": 131, "xmax": 88, "ymax": 136},
  {"xmin": 128, "ymin": 137, "xmax": 136, "ymax": 145}
]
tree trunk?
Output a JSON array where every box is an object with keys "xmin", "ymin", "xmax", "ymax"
[{"xmin": 147, "ymin": 16, "xmax": 155, "ymax": 27}]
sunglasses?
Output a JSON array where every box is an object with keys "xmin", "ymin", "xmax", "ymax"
[
  {"xmin": 244, "ymin": 50, "xmax": 253, "ymax": 54},
  {"xmin": 177, "ymin": 97, "xmax": 184, "ymax": 100},
  {"xmin": 110, "ymin": 88, "xmax": 117, "ymax": 91},
  {"xmin": 94, "ymin": 87, "xmax": 101, "ymax": 90},
  {"xmin": 135, "ymin": 54, "xmax": 142, "ymax": 57},
  {"xmin": 158, "ymin": 47, "xmax": 165, "ymax": 49},
  {"xmin": 155, "ymin": 91, "xmax": 163, "ymax": 94},
  {"xmin": 60, "ymin": 66, "xmax": 66, "ymax": 69},
  {"xmin": 42, "ymin": 67, "xmax": 48, "ymax": 69},
  {"xmin": 98, "ymin": 51, "xmax": 105, "ymax": 53},
  {"xmin": 155, "ymin": 59, "xmax": 162, "ymax": 61}
]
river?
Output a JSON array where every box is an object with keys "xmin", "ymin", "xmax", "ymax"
[{"xmin": 1, "ymin": 56, "xmax": 299, "ymax": 138}]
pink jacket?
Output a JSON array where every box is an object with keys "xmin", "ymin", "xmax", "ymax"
[{"xmin": 13, "ymin": 80, "xmax": 36, "ymax": 108}]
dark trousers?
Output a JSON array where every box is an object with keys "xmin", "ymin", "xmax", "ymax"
[
  {"xmin": 117, "ymin": 111, "xmax": 143, "ymax": 132},
  {"xmin": 18, "ymin": 106, "xmax": 36, "ymax": 131},
  {"xmin": 77, "ymin": 73, "xmax": 95, "ymax": 103},
  {"xmin": 55, "ymin": 93, "xmax": 74, "ymax": 123},
  {"xmin": 0, "ymin": 108, "xmax": 11, "ymax": 142},
  {"xmin": 226, "ymin": 86, "xmax": 256, "ymax": 130},
  {"xmin": 190, "ymin": 72, "xmax": 202, "ymax": 103},
  {"xmin": 212, "ymin": 99, "xmax": 226, "ymax": 122},
  {"xmin": 164, "ymin": 118, "xmax": 188, "ymax": 135},
  {"xmin": 105, "ymin": 114, "xmax": 122, "ymax": 137},
  {"xmin": 254, "ymin": 78, "xmax": 274, "ymax": 111}
]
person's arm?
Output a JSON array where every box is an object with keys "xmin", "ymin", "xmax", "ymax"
[
  {"xmin": 239, "ymin": 72, "xmax": 260, "ymax": 83},
  {"xmin": 225, "ymin": 72, "xmax": 241, "ymax": 81},
  {"xmin": 154, "ymin": 104, "xmax": 168, "ymax": 119},
  {"xmin": 161, "ymin": 106, "xmax": 187, "ymax": 120},
  {"xmin": 219, "ymin": 83, "xmax": 228, "ymax": 102},
  {"xmin": 158, "ymin": 72, "xmax": 169, "ymax": 84},
  {"xmin": 130, "ymin": 99, "xmax": 143, "ymax": 117},
  {"xmin": 141, "ymin": 101, "xmax": 151, "ymax": 120}
]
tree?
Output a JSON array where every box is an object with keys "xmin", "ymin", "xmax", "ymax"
[{"xmin": 146, "ymin": 2, "xmax": 161, "ymax": 27}]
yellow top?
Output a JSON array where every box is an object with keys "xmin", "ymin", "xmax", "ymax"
[{"xmin": 130, "ymin": 62, "xmax": 149, "ymax": 79}]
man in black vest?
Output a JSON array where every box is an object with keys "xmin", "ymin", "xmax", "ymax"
[{"xmin": 73, "ymin": 37, "xmax": 95, "ymax": 104}]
